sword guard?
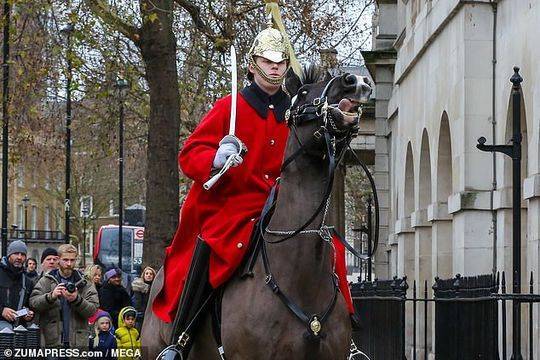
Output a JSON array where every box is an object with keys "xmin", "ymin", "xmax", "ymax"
[{"xmin": 219, "ymin": 135, "xmax": 248, "ymax": 156}]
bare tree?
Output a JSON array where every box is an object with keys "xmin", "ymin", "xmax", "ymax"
[{"xmin": 6, "ymin": 0, "xmax": 373, "ymax": 267}]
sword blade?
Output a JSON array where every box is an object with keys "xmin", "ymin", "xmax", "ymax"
[{"xmin": 229, "ymin": 45, "xmax": 237, "ymax": 135}]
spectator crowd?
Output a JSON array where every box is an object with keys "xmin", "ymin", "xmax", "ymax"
[{"xmin": 0, "ymin": 240, "xmax": 156, "ymax": 359}]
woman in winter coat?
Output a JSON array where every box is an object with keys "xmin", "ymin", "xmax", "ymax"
[
  {"xmin": 85, "ymin": 264, "xmax": 103, "ymax": 292},
  {"xmin": 130, "ymin": 266, "xmax": 156, "ymax": 330}
]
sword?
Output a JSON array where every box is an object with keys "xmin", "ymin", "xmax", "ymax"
[
  {"xmin": 204, "ymin": 45, "xmax": 245, "ymax": 190},
  {"xmin": 229, "ymin": 44, "xmax": 237, "ymax": 136}
]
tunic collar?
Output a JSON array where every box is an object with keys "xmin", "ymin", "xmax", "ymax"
[{"xmin": 240, "ymin": 81, "xmax": 290, "ymax": 122}]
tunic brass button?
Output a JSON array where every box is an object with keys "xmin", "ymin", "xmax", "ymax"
[
  {"xmin": 269, "ymin": 104, "xmax": 274, "ymax": 109},
  {"xmin": 270, "ymin": 139, "xmax": 275, "ymax": 146},
  {"xmin": 237, "ymin": 242, "xmax": 243, "ymax": 249},
  {"xmin": 264, "ymin": 174, "xmax": 269, "ymax": 180}
]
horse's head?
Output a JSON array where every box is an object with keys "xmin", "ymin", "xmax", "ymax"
[{"xmin": 283, "ymin": 65, "xmax": 372, "ymax": 156}]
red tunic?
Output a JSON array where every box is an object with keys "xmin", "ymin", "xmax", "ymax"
[
  {"xmin": 153, "ymin": 90, "xmax": 289, "ymax": 322},
  {"xmin": 152, "ymin": 87, "xmax": 354, "ymax": 323}
]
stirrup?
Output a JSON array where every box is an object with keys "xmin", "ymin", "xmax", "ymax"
[
  {"xmin": 156, "ymin": 331, "xmax": 191, "ymax": 360},
  {"xmin": 156, "ymin": 344, "xmax": 185, "ymax": 360},
  {"xmin": 349, "ymin": 338, "xmax": 371, "ymax": 360}
]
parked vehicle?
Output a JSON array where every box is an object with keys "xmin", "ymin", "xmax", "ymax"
[{"xmin": 93, "ymin": 225, "xmax": 144, "ymax": 275}]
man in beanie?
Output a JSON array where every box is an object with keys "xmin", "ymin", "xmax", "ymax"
[
  {"xmin": 98, "ymin": 268, "xmax": 131, "ymax": 328},
  {"xmin": 40, "ymin": 247, "xmax": 59, "ymax": 275},
  {"xmin": 0, "ymin": 240, "xmax": 34, "ymax": 330}
]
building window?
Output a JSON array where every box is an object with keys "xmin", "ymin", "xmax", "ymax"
[
  {"xmin": 17, "ymin": 167, "xmax": 24, "ymax": 188},
  {"xmin": 32, "ymin": 169, "xmax": 37, "ymax": 188},
  {"xmin": 17, "ymin": 205, "xmax": 23, "ymax": 229},
  {"xmin": 44, "ymin": 206, "xmax": 50, "ymax": 230},
  {"xmin": 44, "ymin": 206, "xmax": 50, "ymax": 239},
  {"xmin": 31, "ymin": 205, "xmax": 37, "ymax": 231}
]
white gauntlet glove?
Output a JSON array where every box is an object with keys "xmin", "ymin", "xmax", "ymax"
[{"xmin": 212, "ymin": 142, "xmax": 243, "ymax": 169}]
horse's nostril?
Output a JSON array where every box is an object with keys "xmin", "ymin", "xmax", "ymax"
[{"xmin": 345, "ymin": 74, "xmax": 356, "ymax": 85}]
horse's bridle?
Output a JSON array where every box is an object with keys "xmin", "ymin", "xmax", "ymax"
[
  {"xmin": 255, "ymin": 78, "xmax": 367, "ymax": 342},
  {"xmin": 267, "ymin": 79, "xmax": 361, "ymax": 244}
]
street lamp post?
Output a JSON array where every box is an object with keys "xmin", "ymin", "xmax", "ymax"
[
  {"xmin": 115, "ymin": 78, "xmax": 129, "ymax": 270},
  {"xmin": 366, "ymin": 196, "xmax": 373, "ymax": 282},
  {"xmin": 81, "ymin": 205, "xmax": 89, "ymax": 267},
  {"xmin": 477, "ymin": 67, "xmax": 524, "ymax": 360},
  {"xmin": 1, "ymin": 0, "xmax": 12, "ymax": 256},
  {"xmin": 22, "ymin": 194, "xmax": 29, "ymax": 242},
  {"xmin": 61, "ymin": 23, "xmax": 74, "ymax": 244}
]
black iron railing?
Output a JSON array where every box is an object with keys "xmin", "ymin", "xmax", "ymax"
[
  {"xmin": 351, "ymin": 272, "xmax": 540, "ymax": 360},
  {"xmin": 351, "ymin": 277, "xmax": 408, "ymax": 359},
  {"xmin": 8, "ymin": 229, "xmax": 65, "ymax": 243}
]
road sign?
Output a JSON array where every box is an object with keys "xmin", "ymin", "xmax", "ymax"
[{"xmin": 135, "ymin": 228, "xmax": 144, "ymax": 240}]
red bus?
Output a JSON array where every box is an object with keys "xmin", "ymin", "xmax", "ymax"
[{"xmin": 93, "ymin": 225, "xmax": 144, "ymax": 275}]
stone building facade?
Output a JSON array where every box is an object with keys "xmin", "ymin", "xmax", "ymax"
[{"xmin": 364, "ymin": 0, "xmax": 540, "ymax": 356}]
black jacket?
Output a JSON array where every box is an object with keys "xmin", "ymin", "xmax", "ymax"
[
  {"xmin": 130, "ymin": 277, "xmax": 151, "ymax": 315},
  {"xmin": 0, "ymin": 257, "xmax": 33, "ymax": 324},
  {"xmin": 98, "ymin": 282, "xmax": 131, "ymax": 328}
]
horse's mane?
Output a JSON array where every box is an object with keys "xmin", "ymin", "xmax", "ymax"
[{"xmin": 299, "ymin": 64, "xmax": 328, "ymax": 86}]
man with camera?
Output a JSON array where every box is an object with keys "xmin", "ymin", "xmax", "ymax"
[
  {"xmin": 0, "ymin": 240, "xmax": 34, "ymax": 330},
  {"xmin": 30, "ymin": 244, "xmax": 99, "ymax": 348}
]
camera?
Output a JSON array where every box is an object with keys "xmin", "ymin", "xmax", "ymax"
[{"xmin": 63, "ymin": 282, "xmax": 77, "ymax": 293}]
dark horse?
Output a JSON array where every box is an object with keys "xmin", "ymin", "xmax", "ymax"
[{"xmin": 142, "ymin": 66, "xmax": 372, "ymax": 359}]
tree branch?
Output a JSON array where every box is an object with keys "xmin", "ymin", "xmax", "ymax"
[
  {"xmin": 85, "ymin": 0, "xmax": 141, "ymax": 44},
  {"xmin": 173, "ymin": 0, "xmax": 217, "ymax": 42}
]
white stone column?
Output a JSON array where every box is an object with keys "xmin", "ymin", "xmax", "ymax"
[
  {"xmin": 411, "ymin": 209, "xmax": 433, "ymax": 358},
  {"xmin": 524, "ymin": 174, "xmax": 540, "ymax": 359},
  {"xmin": 395, "ymin": 217, "xmax": 415, "ymax": 355},
  {"xmin": 428, "ymin": 202, "xmax": 453, "ymax": 279},
  {"xmin": 396, "ymin": 217, "xmax": 415, "ymax": 279},
  {"xmin": 427, "ymin": 201, "xmax": 452, "ymax": 357},
  {"xmin": 494, "ymin": 186, "xmax": 531, "ymax": 356},
  {"xmin": 388, "ymin": 233, "xmax": 399, "ymax": 277},
  {"xmin": 448, "ymin": 191, "xmax": 494, "ymax": 275},
  {"xmin": 373, "ymin": 66, "xmax": 395, "ymax": 279}
]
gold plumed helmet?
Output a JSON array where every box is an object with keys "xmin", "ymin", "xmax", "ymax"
[
  {"xmin": 248, "ymin": 27, "xmax": 290, "ymax": 64},
  {"xmin": 248, "ymin": 0, "xmax": 302, "ymax": 85}
]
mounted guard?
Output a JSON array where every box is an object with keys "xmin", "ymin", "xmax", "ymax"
[{"xmin": 149, "ymin": 1, "xmax": 364, "ymax": 358}]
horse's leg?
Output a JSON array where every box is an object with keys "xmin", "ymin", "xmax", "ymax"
[{"xmin": 141, "ymin": 267, "xmax": 174, "ymax": 359}]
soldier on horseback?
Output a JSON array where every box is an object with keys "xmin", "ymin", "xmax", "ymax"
[{"xmin": 151, "ymin": 3, "xmax": 357, "ymax": 359}]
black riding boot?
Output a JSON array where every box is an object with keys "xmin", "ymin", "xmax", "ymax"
[{"xmin": 159, "ymin": 237, "xmax": 211, "ymax": 360}]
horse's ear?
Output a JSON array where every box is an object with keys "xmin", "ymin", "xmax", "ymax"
[{"xmin": 284, "ymin": 68, "xmax": 302, "ymax": 96}]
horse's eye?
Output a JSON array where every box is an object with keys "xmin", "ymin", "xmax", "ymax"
[{"xmin": 301, "ymin": 90, "xmax": 308, "ymax": 96}]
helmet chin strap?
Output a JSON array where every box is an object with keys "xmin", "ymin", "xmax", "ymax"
[{"xmin": 250, "ymin": 57, "xmax": 288, "ymax": 86}]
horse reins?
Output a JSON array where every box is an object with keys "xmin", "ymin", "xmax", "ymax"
[{"xmin": 255, "ymin": 79, "xmax": 369, "ymax": 342}]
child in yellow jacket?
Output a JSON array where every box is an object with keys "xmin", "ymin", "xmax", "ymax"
[{"xmin": 115, "ymin": 306, "xmax": 141, "ymax": 360}]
